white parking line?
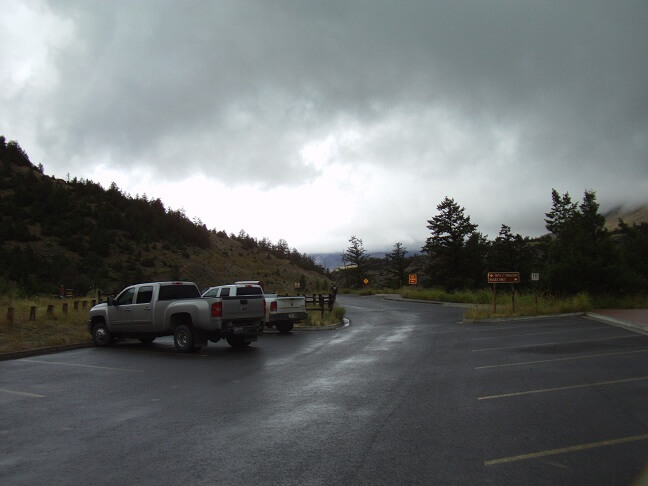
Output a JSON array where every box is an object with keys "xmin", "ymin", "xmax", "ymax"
[
  {"xmin": 0, "ymin": 388, "xmax": 45, "ymax": 398},
  {"xmin": 470, "ymin": 326, "xmax": 605, "ymax": 340},
  {"xmin": 485, "ymin": 434, "xmax": 648, "ymax": 466},
  {"xmin": 474, "ymin": 349, "xmax": 648, "ymax": 369},
  {"xmin": 478, "ymin": 376, "xmax": 648, "ymax": 400},
  {"xmin": 22, "ymin": 359, "xmax": 145, "ymax": 372},
  {"xmin": 472, "ymin": 334, "xmax": 639, "ymax": 352}
]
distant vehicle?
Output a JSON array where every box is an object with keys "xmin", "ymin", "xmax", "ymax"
[
  {"xmin": 88, "ymin": 281, "xmax": 265, "ymax": 352},
  {"xmin": 236, "ymin": 281, "xmax": 308, "ymax": 334}
]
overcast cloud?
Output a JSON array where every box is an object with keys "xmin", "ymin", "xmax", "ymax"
[{"xmin": 2, "ymin": 0, "xmax": 646, "ymax": 253}]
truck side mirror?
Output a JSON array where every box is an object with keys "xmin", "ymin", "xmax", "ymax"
[{"xmin": 107, "ymin": 296, "xmax": 115, "ymax": 306}]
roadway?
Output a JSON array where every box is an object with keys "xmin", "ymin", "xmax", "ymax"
[{"xmin": 1, "ymin": 294, "xmax": 646, "ymax": 484}]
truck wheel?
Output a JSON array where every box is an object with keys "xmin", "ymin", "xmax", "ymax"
[
  {"xmin": 174, "ymin": 324, "xmax": 195, "ymax": 352},
  {"xmin": 138, "ymin": 336, "xmax": 155, "ymax": 345},
  {"xmin": 226, "ymin": 336, "xmax": 252, "ymax": 348},
  {"xmin": 91, "ymin": 323, "xmax": 112, "ymax": 347},
  {"xmin": 276, "ymin": 322, "xmax": 294, "ymax": 334}
]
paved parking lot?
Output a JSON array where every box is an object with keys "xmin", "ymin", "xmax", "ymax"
[
  {"xmin": 464, "ymin": 314, "xmax": 648, "ymax": 482},
  {"xmin": 0, "ymin": 297, "xmax": 646, "ymax": 484}
]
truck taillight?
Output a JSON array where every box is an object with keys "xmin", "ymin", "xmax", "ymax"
[
  {"xmin": 211, "ymin": 302, "xmax": 222, "ymax": 317},
  {"xmin": 270, "ymin": 301, "xmax": 277, "ymax": 312}
]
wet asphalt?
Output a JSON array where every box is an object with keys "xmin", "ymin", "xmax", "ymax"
[{"xmin": 1, "ymin": 294, "xmax": 646, "ymax": 485}]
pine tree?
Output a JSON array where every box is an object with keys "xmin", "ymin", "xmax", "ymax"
[
  {"xmin": 385, "ymin": 242, "xmax": 408, "ymax": 288},
  {"xmin": 423, "ymin": 197, "xmax": 484, "ymax": 290},
  {"xmin": 342, "ymin": 236, "xmax": 368, "ymax": 287}
]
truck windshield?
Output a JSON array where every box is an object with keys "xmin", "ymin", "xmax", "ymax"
[{"xmin": 158, "ymin": 284, "xmax": 200, "ymax": 300}]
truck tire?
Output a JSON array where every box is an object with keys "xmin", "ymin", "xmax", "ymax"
[
  {"xmin": 275, "ymin": 322, "xmax": 294, "ymax": 334},
  {"xmin": 226, "ymin": 335, "xmax": 252, "ymax": 348},
  {"xmin": 174, "ymin": 324, "xmax": 196, "ymax": 352},
  {"xmin": 91, "ymin": 323, "xmax": 112, "ymax": 347},
  {"xmin": 138, "ymin": 336, "xmax": 155, "ymax": 345}
]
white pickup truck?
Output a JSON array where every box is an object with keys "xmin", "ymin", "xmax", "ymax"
[
  {"xmin": 202, "ymin": 281, "xmax": 308, "ymax": 334},
  {"xmin": 237, "ymin": 280, "xmax": 308, "ymax": 333},
  {"xmin": 88, "ymin": 281, "xmax": 265, "ymax": 352}
]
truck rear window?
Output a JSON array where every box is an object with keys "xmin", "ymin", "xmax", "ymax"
[
  {"xmin": 158, "ymin": 284, "xmax": 200, "ymax": 300},
  {"xmin": 236, "ymin": 286, "xmax": 263, "ymax": 296}
]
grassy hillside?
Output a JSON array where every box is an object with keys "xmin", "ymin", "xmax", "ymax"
[
  {"xmin": 0, "ymin": 136, "xmax": 330, "ymax": 296},
  {"xmin": 604, "ymin": 205, "xmax": 648, "ymax": 231}
]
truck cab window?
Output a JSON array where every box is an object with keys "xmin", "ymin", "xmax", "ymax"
[
  {"xmin": 115, "ymin": 287, "xmax": 135, "ymax": 306},
  {"xmin": 136, "ymin": 287, "xmax": 153, "ymax": 304},
  {"xmin": 220, "ymin": 288, "xmax": 230, "ymax": 297}
]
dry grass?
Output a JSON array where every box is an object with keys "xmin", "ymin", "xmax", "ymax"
[
  {"xmin": 297, "ymin": 306, "xmax": 346, "ymax": 327},
  {"xmin": 0, "ymin": 296, "xmax": 91, "ymax": 354}
]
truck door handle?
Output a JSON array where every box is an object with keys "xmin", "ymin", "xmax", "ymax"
[
  {"xmin": 240, "ymin": 299, "xmax": 248, "ymax": 304},
  {"xmin": 144, "ymin": 307, "xmax": 151, "ymax": 311}
]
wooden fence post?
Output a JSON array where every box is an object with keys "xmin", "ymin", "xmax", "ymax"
[
  {"xmin": 7, "ymin": 307, "xmax": 14, "ymax": 324},
  {"xmin": 47, "ymin": 304, "xmax": 54, "ymax": 317},
  {"xmin": 74, "ymin": 301, "xmax": 79, "ymax": 311},
  {"xmin": 318, "ymin": 294, "xmax": 325, "ymax": 317},
  {"xmin": 62, "ymin": 303, "xmax": 68, "ymax": 314},
  {"xmin": 30, "ymin": 306, "xmax": 37, "ymax": 321},
  {"xmin": 82, "ymin": 301, "xmax": 88, "ymax": 309}
]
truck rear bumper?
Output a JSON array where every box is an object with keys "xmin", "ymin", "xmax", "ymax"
[
  {"xmin": 217, "ymin": 320, "xmax": 264, "ymax": 339},
  {"xmin": 268, "ymin": 312, "xmax": 308, "ymax": 323}
]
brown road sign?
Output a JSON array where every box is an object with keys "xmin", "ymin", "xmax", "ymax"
[
  {"xmin": 488, "ymin": 272, "xmax": 520, "ymax": 284},
  {"xmin": 409, "ymin": 274, "xmax": 418, "ymax": 285}
]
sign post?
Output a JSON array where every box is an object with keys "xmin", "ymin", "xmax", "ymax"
[
  {"xmin": 487, "ymin": 272, "xmax": 520, "ymax": 313},
  {"xmin": 531, "ymin": 272, "xmax": 540, "ymax": 314}
]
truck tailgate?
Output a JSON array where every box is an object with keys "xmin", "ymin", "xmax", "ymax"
[
  {"xmin": 275, "ymin": 297, "xmax": 306, "ymax": 312},
  {"xmin": 221, "ymin": 295, "xmax": 265, "ymax": 320}
]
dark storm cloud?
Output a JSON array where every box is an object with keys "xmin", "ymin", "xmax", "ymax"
[
  {"xmin": 33, "ymin": 1, "xmax": 645, "ymax": 188},
  {"xmin": 3, "ymin": 0, "xmax": 646, "ymax": 248}
]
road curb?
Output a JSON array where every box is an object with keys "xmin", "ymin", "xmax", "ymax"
[
  {"xmin": 377, "ymin": 294, "xmax": 471, "ymax": 308},
  {"xmin": 462, "ymin": 312, "xmax": 585, "ymax": 324},
  {"xmin": 287, "ymin": 318, "xmax": 349, "ymax": 332},
  {"xmin": 585, "ymin": 313, "xmax": 648, "ymax": 336},
  {"xmin": 0, "ymin": 342, "xmax": 92, "ymax": 361}
]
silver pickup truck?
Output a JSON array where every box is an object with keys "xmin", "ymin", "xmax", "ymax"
[
  {"xmin": 88, "ymin": 281, "xmax": 265, "ymax": 352},
  {"xmin": 203, "ymin": 281, "xmax": 308, "ymax": 334}
]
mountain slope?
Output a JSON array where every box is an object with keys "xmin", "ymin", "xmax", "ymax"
[{"xmin": 0, "ymin": 136, "xmax": 329, "ymax": 295}]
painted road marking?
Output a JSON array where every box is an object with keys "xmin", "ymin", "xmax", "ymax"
[
  {"xmin": 485, "ymin": 434, "xmax": 648, "ymax": 466},
  {"xmin": 0, "ymin": 388, "xmax": 45, "ymax": 398},
  {"xmin": 472, "ymin": 334, "xmax": 641, "ymax": 352},
  {"xmin": 22, "ymin": 359, "xmax": 145, "ymax": 372},
  {"xmin": 470, "ymin": 326, "xmax": 605, "ymax": 340},
  {"xmin": 478, "ymin": 376, "xmax": 648, "ymax": 400},
  {"xmin": 474, "ymin": 349, "xmax": 648, "ymax": 370}
]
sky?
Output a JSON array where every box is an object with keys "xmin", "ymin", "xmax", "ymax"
[{"xmin": 2, "ymin": 0, "xmax": 647, "ymax": 254}]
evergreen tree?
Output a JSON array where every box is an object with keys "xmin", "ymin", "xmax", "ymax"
[
  {"xmin": 385, "ymin": 242, "xmax": 409, "ymax": 288},
  {"xmin": 422, "ymin": 197, "xmax": 483, "ymax": 290},
  {"xmin": 546, "ymin": 190, "xmax": 616, "ymax": 294},
  {"xmin": 545, "ymin": 189, "xmax": 577, "ymax": 236},
  {"xmin": 342, "ymin": 235, "xmax": 369, "ymax": 287},
  {"xmin": 616, "ymin": 221, "xmax": 648, "ymax": 292}
]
